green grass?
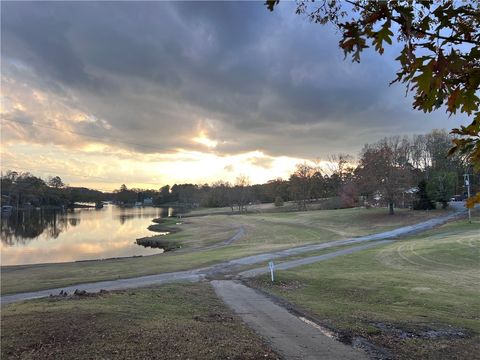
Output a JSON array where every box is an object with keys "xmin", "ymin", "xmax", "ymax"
[
  {"xmin": 1, "ymin": 207, "xmax": 451, "ymax": 295},
  {"xmin": 249, "ymin": 219, "xmax": 480, "ymax": 359},
  {"xmin": 170, "ymin": 206, "xmax": 451, "ymax": 248},
  {"xmin": 1, "ymin": 283, "xmax": 279, "ymax": 360}
]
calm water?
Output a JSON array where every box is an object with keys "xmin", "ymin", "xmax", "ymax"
[{"xmin": 1, "ymin": 205, "xmax": 176, "ymax": 266}]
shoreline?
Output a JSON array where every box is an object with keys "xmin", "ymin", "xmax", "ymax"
[
  {"xmin": 1, "ymin": 215, "xmax": 178, "ymax": 268},
  {"xmin": 136, "ymin": 217, "xmax": 182, "ymax": 250},
  {"xmin": 0, "ymin": 206, "xmax": 464, "ymax": 270}
]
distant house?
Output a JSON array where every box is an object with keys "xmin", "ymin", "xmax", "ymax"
[{"xmin": 143, "ymin": 197, "xmax": 153, "ymax": 206}]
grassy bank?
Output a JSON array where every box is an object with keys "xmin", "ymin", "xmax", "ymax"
[
  {"xmin": 2, "ymin": 207, "xmax": 451, "ymax": 295},
  {"xmin": 248, "ymin": 219, "xmax": 480, "ymax": 359},
  {"xmin": 1, "ymin": 283, "xmax": 279, "ymax": 360}
]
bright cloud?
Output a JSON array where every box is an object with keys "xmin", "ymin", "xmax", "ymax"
[{"xmin": 192, "ymin": 131, "xmax": 218, "ymax": 149}]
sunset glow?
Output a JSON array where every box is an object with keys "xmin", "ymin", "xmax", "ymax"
[
  {"xmin": 0, "ymin": 1, "xmax": 469, "ymax": 191},
  {"xmin": 192, "ymin": 131, "xmax": 219, "ymax": 149}
]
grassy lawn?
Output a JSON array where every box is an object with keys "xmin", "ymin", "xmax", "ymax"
[
  {"xmin": 248, "ymin": 219, "xmax": 480, "ymax": 359},
  {"xmin": 1, "ymin": 282, "xmax": 278, "ymax": 360},
  {"xmin": 164, "ymin": 207, "xmax": 450, "ymax": 249},
  {"xmin": 2, "ymin": 207, "xmax": 451, "ymax": 295}
]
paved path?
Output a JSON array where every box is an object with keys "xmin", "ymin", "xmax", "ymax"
[
  {"xmin": 1, "ymin": 270, "xmax": 203, "ymax": 305},
  {"xmin": 202, "ymin": 205, "xmax": 464, "ymax": 277},
  {"xmin": 238, "ymin": 240, "xmax": 393, "ymax": 278},
  {"xmin": 212, "ymin": 280, "xmax": 368, "ymax": 360},
  {"xmin": 1, "ymin": 206, "xmax": 466, "ymax": 305}
]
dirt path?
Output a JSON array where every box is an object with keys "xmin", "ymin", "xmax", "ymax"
[
  {"xmin": 212, "ymin": 280, "xmax": 368, "ymax": 360},
  {"xmin": 1, "ymin": 206, "xmax": 466, "ymax": 305},
  {"xmin": 201, "ymin": 226, "xmax": 246, "ymax": 250}
]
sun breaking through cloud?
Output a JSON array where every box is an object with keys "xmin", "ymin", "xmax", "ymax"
[{"xmin": 0, "ymin": 1, "xmax": 470, "ymax": 189}]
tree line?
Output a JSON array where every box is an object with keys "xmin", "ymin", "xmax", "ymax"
[
  {"xmin": 2, "ymin": 129, "xmax": 477, "ymax": 214},
  {"xmin": 1, "ymin": 173, "xmax": 105, "ymax": 208},
  {"xmin": 266, "ymin": 0, "xmax": 480, "ymax": 207}
]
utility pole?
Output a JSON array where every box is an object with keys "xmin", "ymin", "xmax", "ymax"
[{"xmin": 464, "ymin": 174, "xmax": 471, "ymax": 223}]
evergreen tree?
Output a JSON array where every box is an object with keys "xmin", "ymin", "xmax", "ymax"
[{"xmin": 413, "ymin": 180, "xmax": 435, "ymax": 210}]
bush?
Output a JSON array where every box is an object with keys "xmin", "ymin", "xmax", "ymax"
[
  {"xmin": 340, "ymin": 182, "xmax": 359, "ymax": 208},
  {"xmin": 274, "ymin": 196, "xmax": 284, "ymax": 207},
  {"xmin": 136, "ymin": 236, "xmax": 180, "ymax": 250}
]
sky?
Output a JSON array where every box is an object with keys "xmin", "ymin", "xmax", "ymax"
[{"xmin": 0, "ymin": 1, "xmax": 470, "ymax": 191}]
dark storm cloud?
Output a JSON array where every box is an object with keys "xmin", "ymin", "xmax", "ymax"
[
  {"xmin": 1, "ymin": 1, "xmax": 468, "ymax": 159},
  {"xmin": 1, "ymin": 2, "xmax": 94, "ymax": 87}
]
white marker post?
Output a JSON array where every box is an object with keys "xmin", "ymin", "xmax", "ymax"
[
  {"xmin": 269, "ymin": 261, "xmax": 275, "ymax": 283},
  {"xmin": 464, "ymin": 174, "xmax": 471, "ymax": 224}
]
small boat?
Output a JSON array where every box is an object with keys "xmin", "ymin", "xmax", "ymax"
[{"xmin": 95, "ymin": 201, "xmax": 104, "ymax": 209}]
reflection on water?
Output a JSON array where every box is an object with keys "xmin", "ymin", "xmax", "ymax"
[
  {"xmin": 1, "ymin": 210, "xmax": 81, "ymax": 245},
  {"xmin": 0, "ymin": 205, "xmax": 178, "ymax": 266}
]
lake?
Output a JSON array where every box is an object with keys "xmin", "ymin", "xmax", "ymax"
[{"xmin": 1, "ymin": 205, "xmax": 177, "ymax": 266}]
